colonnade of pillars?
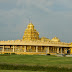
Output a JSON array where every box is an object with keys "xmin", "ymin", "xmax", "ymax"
[{"xmin": 0, "ymin": 45, "xmax": 68, "ymax": 54}]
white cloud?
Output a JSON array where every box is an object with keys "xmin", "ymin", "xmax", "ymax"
[
  {"xmin": 0, "ymin": 0, "xmax": 9, "ymax": 3},
  {"xmin": 0, "ymin": 0, "xmax": 17, "ymax": 3},
  {"xmin": 16, "ymin": 0, "xmax": 72, "ymax": 12},
  {"xmin": 0, "ymin": 0, "xmax": 72, "ymax": 25},
  {"xmin": 0, "ymin": 0, "xmax": 72, "ymax": 14},
  {"xmin": 55, "ymin": 0, "xmax": 72, "ymax": 8},
  {"xmin": 0, "ymin": 8, "xmax": 25, "ymax": 25},
  {"xmin": 16, "ymin": 0, "xmax": 54, "ymax": 12}
]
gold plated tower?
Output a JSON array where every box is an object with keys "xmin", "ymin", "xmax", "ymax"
[{"xmin": 23, "ymin": 23, "xmax": 39, "ymax": 41}]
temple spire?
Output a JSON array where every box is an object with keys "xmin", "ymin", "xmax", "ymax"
[
  {"xmin": 23, "ymin": 22, "xmax": 39, "ymax": 41},
  {"xmin": 29, "ymin": 16, "xmax": 32, "ymax": 23}
]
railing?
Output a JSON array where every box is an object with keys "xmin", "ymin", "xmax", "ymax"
[
  {"xmin": 26, "ymin": 50, "xmax": 36, "ymax": 52},
  {"xmin": 4, "ymin": 50, "xmax": 13, "ymax": 52},
  {"xmin": 38, "ymin": 50, "xmax": 46, "ymax": 52}
]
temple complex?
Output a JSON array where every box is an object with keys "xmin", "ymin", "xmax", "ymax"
[{"xmin": 0, "ymin": 22, "xmax": 72, "ymax": 55}]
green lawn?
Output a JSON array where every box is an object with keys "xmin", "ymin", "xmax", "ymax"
[
  {"xmin": 0, "ymin": 70, "xmax": 44, "ymax": 72},
  {"xmin": 0, "ymin": 54, "xmax": 72, "ymax": 72},
  {"xmin": 0, "ymin": 55, "xmax": 72, "ymax": 68}
]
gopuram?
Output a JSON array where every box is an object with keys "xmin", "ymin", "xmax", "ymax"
[{"xmin": 0, "ymin": 22, "xmax": 72, "ymax": 55}]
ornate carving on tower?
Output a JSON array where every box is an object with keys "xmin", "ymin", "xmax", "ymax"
[{"xmin": 23, "ymin": 23, "xmax": 39, "ymax": 41}]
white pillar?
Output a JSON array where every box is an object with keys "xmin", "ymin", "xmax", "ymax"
[
  {"xmin": 2, "ymin": 45, "xmax": 4, "ymax": 52},
  {"xmin": 30, "ymin": 46, "xmax": 31, "ymax": 49},
  {"xmin": 57, "ymin": 47, "xmax": 59, "ymax": 54},
  {"xmin": 47, "ymin": 47, "xmax": 49, "ymax": 54},
  {"xmin": 24, "ymin": 46, "xmax": 26, "ymax": 52},
  {"xmin": 41, "ymin": 46, "xmax": 43, "ymax": 52},
  {"xmin": 30, "ymin": 46, "xmax": 32, "ymax": 52},
  {"xmin": 65, "ymin": 48, "xmax": 67, "ymax": 54},
  {"xmin": 36, "ymin": 46, "xmax": 38, "ymax": 52},
  {"xmin": 13, "ymin": 46, "xmax": 15, "ymax": 52},
  {"xmin": 61, "ymin": 48, "xmax": 62, "ymax": 54}
]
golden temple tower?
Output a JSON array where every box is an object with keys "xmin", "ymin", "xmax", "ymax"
[{"xmin": 23, "ymin": 23, "xmax": 39, "ymax": 41}]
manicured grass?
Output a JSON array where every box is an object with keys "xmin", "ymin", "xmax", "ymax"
[
  {"xmin": 0, "ymin": 54, "xmax": 72, "ymax": 72},
  {"xmin": 0, "ymin": 70, "xmax": 45, "ymax": 72},
  {"xmin": 0, "ymin": 55, "xmax": 72, "ymax": 68}
]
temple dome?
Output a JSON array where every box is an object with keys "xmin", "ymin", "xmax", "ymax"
[
  {"xmin": 51, "ymin": 36, "xmax": 60, "ymax": 42},
  {"xmin": 27, "ymin": 23, "xmax": 34, "ymax": 29}
]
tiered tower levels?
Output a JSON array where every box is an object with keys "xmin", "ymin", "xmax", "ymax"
[{"xmin": 23, "ymin": 23, "xmax": 39, "ymax": 41}]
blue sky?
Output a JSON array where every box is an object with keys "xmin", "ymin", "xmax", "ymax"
[{"xmin": 0, "ymin": 0, "xmax": 72, "ymax": 43}]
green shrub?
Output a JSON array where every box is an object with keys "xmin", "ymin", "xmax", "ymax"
[
  {"xmin": 4, "ymin": 53, "xmax": 10, "ymax": 55},
  {"xmin": 46, "ymin": 54, "xmax": 50, "ymax": 55},
  {"xmin": 0, "ymin": 63, "xmax": 71, "ymax": 72}
]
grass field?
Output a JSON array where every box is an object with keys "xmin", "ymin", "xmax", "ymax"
[
  {"xmin": 0, "ymin": 70, "xmax": 45, "ymax": 72},
  {"xmin": 0, "ymin": 70, "xmax": 44, "ymax": 72},
  {"xmin": 0, "ymin": 54, "xmax": 72, "ymax": 72}
]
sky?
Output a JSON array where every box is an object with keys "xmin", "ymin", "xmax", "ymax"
[{"xmin": 0, "ymin": 0, "xmax": 72, "ymax": 43}]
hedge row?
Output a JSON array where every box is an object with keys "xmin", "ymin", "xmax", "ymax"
[{"xmin": 0, "ymin": 63, "xmax": 71, "ymax": 72}]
